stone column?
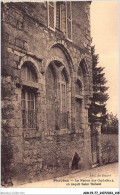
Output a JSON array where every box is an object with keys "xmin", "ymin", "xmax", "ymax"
[{"xmin": 93, "ymin": 121, "xmax": 102, "ymax": 165}]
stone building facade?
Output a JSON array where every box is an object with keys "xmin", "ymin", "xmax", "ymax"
[{"xmin": 1, "ymin": 1, "xmax": 93, "ymax": 186}]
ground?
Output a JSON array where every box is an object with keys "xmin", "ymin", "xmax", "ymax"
[{"xmin": 16, "ymin": 162, "xmax": 119, "ymax": 188}]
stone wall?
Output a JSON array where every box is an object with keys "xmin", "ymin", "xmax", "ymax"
[
  {"xmin": 1, "ymin": 2, "xmax": 93, "ymax": 186},
  {"xmin": 101, "ymin": 134, "xmax": 118, "ymax": 164}
]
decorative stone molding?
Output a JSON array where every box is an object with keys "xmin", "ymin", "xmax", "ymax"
[
  {"xmin": 14, "ymin": 78, "xmax": 22, "ymax": 88},
  {"xmin": 18, "ymin": 55, "xmax": 41, "ymax": 83}
]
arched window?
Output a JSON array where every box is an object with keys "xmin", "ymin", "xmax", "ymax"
[
  {"xmin": 46, "ymin": 60, "xmax": 70, "ymax": 131},
  {"xmin": 21, "ymin": 62, "xmax": 38, "ymax": 129},
  {"xmin": 21, "ymin": 62, "xmax": 37, "ymax": 82},
  {"xmin": 77, "ymin": 60, "xmax": 87, "ymax": 84}
]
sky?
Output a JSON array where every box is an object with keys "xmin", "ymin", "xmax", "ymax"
[{"xmin": 90, "ymin": 0, "xmax": 119, "ymax": 116}]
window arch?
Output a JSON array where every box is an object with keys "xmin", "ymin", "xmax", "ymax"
[
  {"xmin": 21, "ymin": 62, "xmax": 37, "ymax": 83},
  {"xmin": 79, "ymin": 59, "xmax": 88, "ymax": 76},
  {"xmin": 21, "ymin": 62, "xmax": 38, "ymax": 130},
  {"xmin": 78, "ymin": 59, "xmax": 90, "ymax": 96}
]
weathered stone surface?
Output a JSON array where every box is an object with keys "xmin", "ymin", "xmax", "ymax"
[{"xmin": 1, "ymin": 1, "xmax": 94, "ymax": 186}]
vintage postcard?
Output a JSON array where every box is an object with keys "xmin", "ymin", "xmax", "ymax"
[{"xmin": 1, "ymin": 0, "xmax": 119, "ymax": 194}]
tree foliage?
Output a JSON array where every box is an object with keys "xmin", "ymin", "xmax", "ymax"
[
  {"xmin": 89, "ymin": 46, "xmax": 109, "ymax": 124},
  {"xmin": 102, "ymin": 113, "xmax": 118, "ymax": 134}
]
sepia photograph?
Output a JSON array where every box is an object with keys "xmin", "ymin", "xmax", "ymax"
[{"xmin": 1, "ymin": 0, "xmax": 119, "ymax": 193}]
